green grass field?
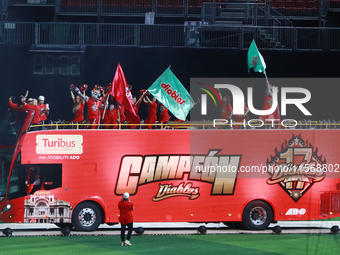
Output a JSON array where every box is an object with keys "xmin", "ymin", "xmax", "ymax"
[{"xmin": 0, "ymin": 234, "xmax": 339, "ymax": 255}]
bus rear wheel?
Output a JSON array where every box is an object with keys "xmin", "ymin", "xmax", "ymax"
[
  {"xmin": 72, "ymin": 202, "xmax": 102, "ymax": 231},
  {"xmin": 242, "ymin": 200, "xmax": 273, "ymax": 230}
]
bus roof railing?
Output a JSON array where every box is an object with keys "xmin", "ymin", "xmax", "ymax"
[{"xmin": 26, "ymin": 120, "xmax": 340, "ymax": 131}]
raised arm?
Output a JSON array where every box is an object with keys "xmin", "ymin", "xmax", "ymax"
[
  {"xmin": 264, "ymin": 81, "xmax": 271, "ymax": 97},
  {"xmin": 117, "ymin": 109, "xmax": 121, "ymax": 123},
  {"xmin": 142, "ymin": 96, "xmax": 148, "ymax": 104},
  {"xmin": 73, "ymin": 85, "xmax": 88, "ymax": 102},
  {"xmin": 244, "ymin": 105, "xmax": 250, "ymax": 116},
  {"xmin": 144, "ymin": 96, "xmax": 152, "ymax": 104},
  {"xmin": 70, "ymin": 90, "xmax": 76, "ymax": 103}
]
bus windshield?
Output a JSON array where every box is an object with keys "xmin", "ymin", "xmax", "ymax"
[
  {"xmin": 0, "ymin": 147, "xmax": 14, "ymax": 201},
  {"xmin": 0, "ymin": 110, "xmax": 28, "ymax": 147},
  {"xmin": 0, "ymin": 109, "xmax": 28, "ymax": 201}
]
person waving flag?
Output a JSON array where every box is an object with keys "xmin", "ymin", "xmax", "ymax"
[
  {"xmin": 147, "ymin": 67, "xmax": 194, "ymax": 121},
  {"xmin": 108, "ymin": 63, "xmax": 139, "ymax": 124}
]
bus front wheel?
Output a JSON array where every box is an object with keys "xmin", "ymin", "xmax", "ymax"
[
  {"xmin": 72, "ymin": 202, "xmax": 102, "ymax": 231},
  {"xmin": 242, "ymin": 200, "xmax": 273, "ymax": 230}
]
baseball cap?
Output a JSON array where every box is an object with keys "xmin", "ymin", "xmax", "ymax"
[
  {"xmin": 38, "ymin": 95, "xmax": 45, "ymax": 101},
  {"xmin": 27, "ymin": 98, "xmax": 33, "ymax": 102},
  {"xmin": 123, "ymin": 192, "xmax": 129, "ymax": 199}
]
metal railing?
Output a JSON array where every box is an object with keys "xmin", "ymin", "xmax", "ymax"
[
  {"xmin": 265, "ymin": 0, "xmax": 320, "ymax": 20},
  {"xmin": 28, "ymin": 119, "xmax": 340, "ymax": 131},
  {"xmin": 202, "ymin": 3, "xmax": 292, "ymax": 27},
  {"xmin": 329, "ymin": 0, "xmax": 340, "ymax": 10},
  {"xmin": 2, "ymin": 0, "xmax": 334, "ymax": 22},
  {"xmin": 56, "ymin": 0, "xmax": 217, "ymax": 17},
  {"xmin": 7, "ymin": 0, "xmax": 56, "ymax": 5},
  {"xmin": 201, "ymin": 3, "xmax": 294, "ymax": 48},
  {"xmin": 0, "ymin": 21, "xmax": 339, "ymax": 51}
]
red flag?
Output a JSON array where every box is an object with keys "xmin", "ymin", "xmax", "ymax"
[{"xmin": 110, "ymin": 63, "xmax": 140, "ymax": 124}]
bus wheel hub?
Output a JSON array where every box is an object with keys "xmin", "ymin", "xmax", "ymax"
[
  {"xmin": 249, "ymin": 206, "xmax": 267, "ymax": 225},
  {"xmin": 78, "ymin": 208, "xmax": 96, "ymax": 226}
]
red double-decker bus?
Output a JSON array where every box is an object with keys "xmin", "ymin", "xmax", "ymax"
[{"xmin": 0, "ymin": 108, "xmax": 339, "ymax": 231}]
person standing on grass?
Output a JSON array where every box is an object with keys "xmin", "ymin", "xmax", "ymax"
[{"xmin": 119, "ymin": 192, "xmax": 134, "ymax": 246}]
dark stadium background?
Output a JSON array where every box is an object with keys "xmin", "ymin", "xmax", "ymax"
[{"xmin": 1, "ymin": 2, "xmax": 340, "ymax": 123}]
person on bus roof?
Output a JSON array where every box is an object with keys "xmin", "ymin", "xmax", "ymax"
[
  {"xmin": 143, "ymin": 95, "xmax": 157, "ymax": 129},
  {"xmin": 22, "ymin": 98, "xmax": 41, "ymax": 125},
  {"xmin": 37, "ymin": 95, "xmax": 49, "ymax": 123},
  {"xmin": 259, "ymin": 82, "xmax": 281, "ymax": 129},
  {"xmin": 70, "ymin": 86, "xmax": 86, "ymax": 123}
]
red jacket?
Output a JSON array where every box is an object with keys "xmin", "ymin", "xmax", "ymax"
[
  {"xmin": 22, "ymin": 104, "xmax": 41, "ymax": 124},
  {"xmin": 118, "ymin": 200, "xmax": 134, "ymax": 225}
]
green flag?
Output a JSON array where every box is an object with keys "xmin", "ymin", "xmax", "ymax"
[
  {"xmin": 247, "ymin": 40, "xmax": 266, "ymax": 73},
  {"xmin": 148, "ymin": 67, "xmax": 194, "ymax": 121}
]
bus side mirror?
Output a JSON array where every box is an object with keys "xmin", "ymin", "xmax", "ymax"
[
  {"xmin": 26, "ymin": 183, "xmax": 34, "ymax": 194},
  {"xmin": 27, "ymin": 167, "xmax": 32, "ymax": 184},
  {"xmin": 26, "ymin": 167, "xmax": 34, "ymax": 194}
]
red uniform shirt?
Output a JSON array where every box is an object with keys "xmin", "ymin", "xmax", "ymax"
[
  {"xmin": 106, "ymin": 104, "xmax": 119, "ymax": 119},
  {"xmin": 221, "ymin": 103, "xmax": 232, "ymax": 119},
  {"xmin": 159, "ymin": 105, "xmax": 169, "ymax": 123},
  {"xmin": 148, "ymin": 102, "xmax": 157, "ymax": 118},
  {"xmin": 86, "ymin": 99, "xmax": 102, "ymax": 121},
  {"xmin": 118, "ymin": 200, "xmax": 134, "ymax": 225},
  {"xmin": 260, "ymin": 95, "xmax": 279, "ymax": 121},
  {"xmin": 9, "ymin": 100, "xmax": 19, "ymax": 110},
  {"xmin": 38, "ymin": 103, "xmax": 48, "ymax": 121},
  {"xmin": 22, "ymin": 104, "xmax": 41, "ymax": 124},
  {"xmin": 73, "ymin": 103, "xmax": 85, "ymax": 123}
]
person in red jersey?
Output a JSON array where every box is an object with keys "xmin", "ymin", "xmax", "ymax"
[
  {"xmin": 220, "ymin": 94, "xmax": 233, "ymax": 120},
  {"xmin": 22, "ymin": 98, "xmax": 41, "ymax": 125},
  {"xmin": 260, "ymin": 82, "xmax": 281, "ymax": 129},
  {"xmin": 143, "ymin": 95, "xmax": 157, "ymax": 129},
  {"xmin": 70, "ymin": 89, "xmax": 85, "ymax": 123},
  {"xmin": 158, "ymin": 103, "xmax": 169, "ymax": 124},
  {"xmin": 119, "ymin": 192, "xmax": 134, "ymax": 246},
  {"xmin": 72, "ymin": 85, "xmax": 106, "ymax": 129},
  {"xmin": 105, "ymin": 95, "xmax": 120, "ymax": 129},
  {"xmin": 37, "ymin": 95, "xmax": 49, "ymax": 123},
  {"xmin": 8, "ymin": 97, "xmax": 20, "ymax": 110},
  {"xmin": 133, "ymin": 94, "xmax": 142, "ymax": 116},
  {"xmin": 8, "ymin": 90, "xmax": 29, "ymax": 109},
  {"xmin": 216, "ymin": 89, "xmax": 233, "ymax": 129}
]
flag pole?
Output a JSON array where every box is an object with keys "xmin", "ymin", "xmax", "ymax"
[
  {"xmin": 264, "ymin": 70, "xmax": 270, "ymax": 85},
  {"xmin": 102, "ymin": 94, "xmax": 109, "ymax": 119},
  {"xmin": 135, "ymin": 90, "xmax": 148, "ymax": 105}
]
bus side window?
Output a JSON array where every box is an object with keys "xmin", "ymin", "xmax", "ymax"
[
  {"xmin": 26, "ymin": 164, "xmax": 62, "ymax": 194},
  {"xmin": 26, "ymin": 167, "xmax": 42, "ymax": 194}
]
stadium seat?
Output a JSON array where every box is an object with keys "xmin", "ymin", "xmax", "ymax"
[
  {"xmin": 157, "ymin": 0, "xmax": 183, "ymax": 8},
  {"xmin": 306, "ymin": 0, "xmax": 318, "ymax": 10},
  {"xmin": 272, "ymin": 0, "xmax": 285, "ymax": 9},
  {"xmin": 284, "ymin": 0, "xmax": 295, "ymax": 10},
  {"xmin": 296, "ymin": 0, "xmax": 306, "ymax": 9}
]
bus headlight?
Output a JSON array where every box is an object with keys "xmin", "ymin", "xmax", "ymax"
[{"xmin": 1, "ymin": 204, "xmax": 13, "ymax": 214}]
